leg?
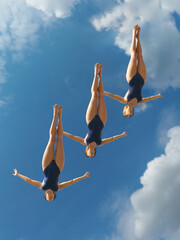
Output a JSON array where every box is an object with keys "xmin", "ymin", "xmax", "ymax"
[
  {"xmin": 42, "ymin": 104, "xmax": 58, "ymax": 171},
  {"xmin": 97, "ymin": 65, "xmax": 107, "ymax": 125},
  {"xmin": 55, "ymin": 106, "xmax": 65, "ymax": 172},
  {"xmin": 86, "ymin": 63, "xmax": 99, "ymax": 125},
  {"xmin": 137, "ymin": 26, "xmax": 146, "ymax": 81},
  {"xmin": 126, "ymin": 25, "xmax": 138, "ymax": 82}
]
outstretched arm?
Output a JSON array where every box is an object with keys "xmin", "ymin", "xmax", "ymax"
[
  {"xmin": 58, "ymin": 172, "xmax": 90, "ymax": 190},
  {"xmin": 13, "ymin": 169, "xmax": 41, "ymax": 189},
  {"xmin": 100, "ymin": 132, "xmax": 127, "ymax": 146},
  {"xmin": 104, "ymin": 91, "xmax": 126, "ymax": 104},
  {"xmin": 63, "ymin": 131, "xmax": 85, "ymax": 145},
  {"xmin": 139, "ymin": 94, "xmax": 163, "ymax": 105}
]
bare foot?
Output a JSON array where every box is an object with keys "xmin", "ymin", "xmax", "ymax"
[
  {"xmin": 98, "ymin": 64, "xmax": 103, "ymax": 77},
  {"xmin": 94, "ymin": 63, "xmax": 100, "ymax": 77},
  {"xmin": 54, "ymin": 104, "xmax": 58, "ymax": 116},
  {"xmin": 136, "ymin": 26, "xmax": 141, "ymax": 39},
  {"xmin": 58, "ymin": 105, "xmax": 63, "ymax": 117},
  {"xmin": 133, "ymin": 24, "xmax": 138, "ymax": 38}
]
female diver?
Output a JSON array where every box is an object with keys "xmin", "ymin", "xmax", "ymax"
[
  {"xmin": 13, "ymin": 105, "xmax": 90, "ymax": 202},
  {"xmin": 104, "ymin": 25, "xmax": 163, "ymax": 118},
  {"xmin": 63, "ymin": 63, "xmax": 127, "ymax": 158}
]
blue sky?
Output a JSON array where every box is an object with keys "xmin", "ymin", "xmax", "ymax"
[{"xmin": 0, "ymin": 0, "xmax": 180, "ymax": 240}]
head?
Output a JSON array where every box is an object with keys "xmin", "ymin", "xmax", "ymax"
[
  {"xmin": 123, "ymin": 105, "xmax": 134, "ymax": 118},
  {"xmin": 85, "ymin": 145, "xmax": 96, "ymax": 158},
  {"xmin": 44, "ymin": 189, "xmax": 56, "ymax": 202}
]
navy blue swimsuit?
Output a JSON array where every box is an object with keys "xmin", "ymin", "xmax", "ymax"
[
  {"xmin": 86, "ymin": 114, "xmax": 104, "ymax": 146},
  {"xmin": 127, "ymin": 73, "xmax": 144, "ymax": 103},
  {"xmin": 42, "ymin": 160, "xmax": 60, "ymax": 192}
]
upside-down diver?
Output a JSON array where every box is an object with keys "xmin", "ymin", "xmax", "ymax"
[
  {"xmin": 63, "ymin": 63, "xmax": 127, "ymax": 158},
  {"xmin": 13, "ymin": 105, "xmax": 90, "ymax": 202},
  {"xmin": 104, "ymin": 25, "xmax": 163, "ymax": 118}
]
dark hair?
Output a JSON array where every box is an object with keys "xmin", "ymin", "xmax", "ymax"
[
  {"xmin": 85, "ymin": 146, "xmax": 96, "ymax": 158},
  {"xmin": 44, "ymin": 191, "xmax": 56, "ymax": 201}
]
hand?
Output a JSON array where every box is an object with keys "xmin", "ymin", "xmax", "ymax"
[
  {"xmin": 84, "ymin": 172, "xmax": 90, "ymax": 178},
  {"xmin": 13, "ymin": 169, "xmax": 18, "ymax": 176},
  {"xmin": 157, "ymin": 94, "xmax": 163, "ymax": 98},
  {"xmin": 122, "ymin": 131, "xmax": 128, "ymax": 137}
]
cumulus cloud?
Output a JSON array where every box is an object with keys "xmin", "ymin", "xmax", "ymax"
[
  {"xmin": 26, "ymin": 0, "xmax": 80, "ymax": 18},
  {"xmin": 91, "ymin": 0, "xmax": 180, "ymax": 90},
  {"xmin": 98, "ymin": 126, "xmax": 180, "ymax": 240},
  {"xmin": 0, "ymin": 0, "xmax": 79, "ymax": 83},
  {"xmin": 157, "ymin": 107, "xmax": 180, "ymax": 146},
  {"xmin": 100, "ymin": 193, "xmax": 136, "ymax": 240},
  {"xmin": 131, "ymin": 126, "xmax": 180, "ymax": 240}
]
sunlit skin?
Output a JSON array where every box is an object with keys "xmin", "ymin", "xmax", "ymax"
[
  {"xmin": 123, "ymin": 104, "xmax": 134, "ymax": 118},
  {"xmin": 84, "ymin": 63, "xmax": 106, "ymax": 157},
  {"xmin": 45, "ymin": 189, "xmax": 55, "ymax": 202},
  {"xmin": 104, "ymin": 25, "xmax": 163, "ymax": 118},
  {"xmin": 13, "ymin": 105, "xmax": 90, "ymax": 202},
  {"xmin": 63, "ymin": 63, "xmax": 128, "ymax": 156},
  {"xmin": 86, "ymin": 142, "xmax": 96, "ymax": 158}
]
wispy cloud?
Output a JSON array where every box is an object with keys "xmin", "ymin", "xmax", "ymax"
[
  {"xmin": 91, "ymin": 0, "xmax": 180, "ymax": 90},
  {"xmin": 100, "ymin": 192, "xmax": 136, "ymax": 240},
  {"xmin": 26, "ymin": 0, "xmax": 80, "ymax": 18},
  {"xmin": 0, "ymin": 95, "xmax": 12, "ymax": 108},
  {"xmin": 0, "ymin": 58, "xmax": 6, "ymax": 83},
  {"xmin": 0, "ymin": 0, "xmax": 80, "ymax": 83},
  {"xmin": 0, "ymin": 100, "xmax": 7, "ymax": 107},
  {"xmin": 135, "ymin": 103, "xmax": 149, "ymax": 114},
  {"xmin": 131, "ymin": 126, "xmax": 180, "ymax": 239},
  {"xmin": 157, "ymin": 106, "xmax": 180, "ymax": 146},
  {"xmin": 0, "ymin": 0, "xmax": 41, "ymax": 53},
  {"xmin": 17, "ymin": 237, "xmax": 28, "ymax": 240}
]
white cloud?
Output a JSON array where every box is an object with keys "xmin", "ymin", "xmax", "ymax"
[
  {"xmin": 98, "ymin": 126, "xmax": 180, "ymax": 240},
  {"xmin": 26, "ymin": 0, "xmax": 80, "ymax": 18},
  {"xmin": 0, "ymin": 0, "xmax": 80, "ymax": 83},
  {"xmin": 0, "ymin": 0, "xmax": 44, "ymax": 83},
  {"xmin": 171, "ymin": 228, "xmax": 180, "ymax": 240},
  {"xmin": 0, "ymin": 58, "xmax": 7, "ymax": 83},
  {"xmin": 157, "ymin": 106, "xmax": 180, "ymax": 147},
  {"xmin": 135, "ymin": 103, "xmax": 149, "ymax": 113},
  {"xmin": 0, "ymin": 95, "xmax": 13, "ymax": 108},
  {"xmin": 91, "ymin": 0, "xmax": 180, "ymax": 90},
  {"xmin": 0, "ymin": 0, "xmax": 41, "ymax": 52},
  {"xmin": 100, "ymin": 192, "xmax": 136, "ymax": 240},
  {"xmin": 131, "ymin": 126, "xmax": 180, "ymax": 240},
  {"xmin": 0, "ymin": 100, "xmax": 7, "ymax": 107}
]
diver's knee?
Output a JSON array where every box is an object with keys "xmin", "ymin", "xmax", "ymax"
[
  {"xmin": 91, "ymin": 91, "xmax": 98, "ymax": 98},
  {"xmin": 49, "ymin": 135, "xmax": 56, "ymax": 144}
]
